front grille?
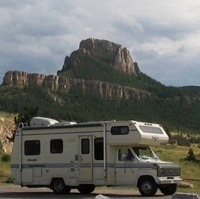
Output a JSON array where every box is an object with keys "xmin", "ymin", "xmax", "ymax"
[
  {"xmin": 159, "ymin": 168, "xmax": 180, "ymax": 176},
  {"xmin": 157, "ymin": 163, "xmax": 181, "ymax": 177}
]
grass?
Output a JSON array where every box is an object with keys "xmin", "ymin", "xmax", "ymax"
[
  {"xmin": 153, "ymin": 145, "xmax": 200, "ymax": 194},
  {"xmin": 0, "ymin": 161, "xmax": 11, "ymax": 181}
]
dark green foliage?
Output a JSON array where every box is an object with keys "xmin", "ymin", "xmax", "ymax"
[
  {"xmin": 1, "ymin": 153, "xmax": 11, "ymax": 162},
  {"xmin": 0, "ymin": 140, "xmax": 3, "ymax": 156},
  {"xmin": 184, "ymin": 148, "xmax": 200, "ymax": 163},
  {"xmin": 0, "ymin": 141, "xmax": 10, "ymax": 162}
]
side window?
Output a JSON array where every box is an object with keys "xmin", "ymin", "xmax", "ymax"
[
  {"xmin": 94, "ymin": 138, "xmax": 104, "ymax": 160},
  {"xmin": 139, "ymin": 125, "xmax": 163, "ymax": 134},
  {"xmin": 50, "ymin": 139, "xmax": 63, "ymax": 154},
  {"xmin": 25, "ymin": 140, "xmax": 40, "ymax": 156},
  {"xmin": 111, "ymin": 126, "xmax": 129, "ymax": 135},
  {"xmin": 118, "ymin": 148, "xmax": 134, "ymax": 161},
  {"xmin": 81, "ymin": 139, "xmax": 90, "ymax": 154}
]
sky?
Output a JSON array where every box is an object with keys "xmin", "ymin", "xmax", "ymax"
[{"xmin": 1, "ymin": 0, "xmax": 200, "ymax": 87}]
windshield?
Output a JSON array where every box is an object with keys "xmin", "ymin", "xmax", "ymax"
[{"xmin": 132, "ymin": 147, "xmax": 159, "ymax": 160}]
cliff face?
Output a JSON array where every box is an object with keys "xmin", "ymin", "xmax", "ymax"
[
  {"xmin": 3, "ymin": 71, "xmax": 151, "ymax": 100},
  {"xmin": 58, "ymin": 38, "xmax": 139, "ymax": 75}
]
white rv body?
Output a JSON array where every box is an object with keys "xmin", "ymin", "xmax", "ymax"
[{"xmin": 11, "ymin": 118, "xmax": 182, "ymax": 196}]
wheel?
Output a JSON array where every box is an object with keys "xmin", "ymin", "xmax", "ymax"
[
  {"xmin": 77, "ymin": 184, "xmax": 95, "ymax": 194},
  {"xmin": 138, "ymin": 177, "xmax": 158, "ymax": 196},
  {"xmin": 51, "ymin": 178, "xmax": 71, "ymax": 194},
  {"xmin": 160, "ymin": 184, "xmax": 177, "ymax": 195}
]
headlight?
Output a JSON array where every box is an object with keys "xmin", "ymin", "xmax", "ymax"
[{"xmin": 160, "ymin": 168, "xmax": 164, "ymax": 174}]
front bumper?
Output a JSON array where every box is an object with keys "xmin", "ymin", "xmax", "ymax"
[{"xmin": 156, "ymin": 176, "xmax": 182, "ymax": 185}]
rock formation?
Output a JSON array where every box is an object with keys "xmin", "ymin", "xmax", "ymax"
[
  {"xmin": 3, "ymin": 71, "xmax": 151, "ymax": 100},
  {"xmin": 0, "ymin": 115, "xmax": 14, "ymax": 154},
  {"xmin": 2, "ymin": 38, "xmax": 149, "ymax": 100},
  {"xmin": 58, "ymin": 38, "xmax": 139, "ymax": 75}
]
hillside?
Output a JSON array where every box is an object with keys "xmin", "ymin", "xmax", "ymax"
[{"xmin": 0, "ymin": 38, "xmax": 200, "ymax": 134}]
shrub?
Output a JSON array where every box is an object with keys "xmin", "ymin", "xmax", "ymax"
[
  {"xmin": 0, "ymin": 140, "xmax": 3, "ymax": 154},
  {"xmin": 1, "ymin": 153, "xmax": 11, "ymax": 162},
  {"xmin": 184, "ymin": 148, "xmax": 197, "ymax": 162}
]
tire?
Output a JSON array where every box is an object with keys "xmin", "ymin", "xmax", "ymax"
[
  {"xmin": 51, "ymin": 178, "xmax": 71, "ymax": 194},
  {"xmin": 64, "ymin": 186, "xmax": 71, "ymax": 194},
  {"xmin": 77, "ymin": 184, "xmax": 95, "ymax": 194},
  {"xmin": 160, "ymin": 184, "xmax": 177, "ymax": 195},
  {"xmin": 138, "ymin": 177, "xmax": 158, "ymax": 196}
]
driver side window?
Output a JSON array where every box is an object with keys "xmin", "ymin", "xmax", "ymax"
[{"xmin": 118, "ymin": 148, "xmax": 134, "ymax": 161}]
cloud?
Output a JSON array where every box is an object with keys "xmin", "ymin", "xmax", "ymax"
[{"xmin": 0, "ymin": 0, "xmax": 200, "ymax": 86}]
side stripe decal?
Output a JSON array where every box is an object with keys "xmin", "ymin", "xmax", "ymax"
[{"xmin": 11, "ymin": 163, "xmax": 156, "ymax": 169}]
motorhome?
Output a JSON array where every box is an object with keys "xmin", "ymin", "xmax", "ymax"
[{"xmin": 11, "ymin": 117, "xmax": 182, "ymax": 196}]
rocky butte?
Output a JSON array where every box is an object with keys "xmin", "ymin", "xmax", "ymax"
[
  {"xmin": 2, "ymin": 38, "xmax": 150, "ymax": 100},
  {"xmin": 58, "ymin": 38, "xmax": 140, "ymax": 75}
]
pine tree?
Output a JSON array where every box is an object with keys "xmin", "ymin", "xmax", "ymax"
[{"xmin": 185, "ymin": 148, "xmax": 197, "ymax": 162}]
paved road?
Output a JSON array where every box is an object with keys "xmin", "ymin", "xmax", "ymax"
[{"xmin": 0, "ymin": 185, "xmax": 171, "ymax": 199}]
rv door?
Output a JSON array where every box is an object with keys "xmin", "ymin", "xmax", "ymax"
[
  {"xmin": 78, "ymin": 136, "xmax": 93, "ymax": 182},
  {"xmin": 21, "ymin": 140, "xmax": 41, "ymax": 184}
]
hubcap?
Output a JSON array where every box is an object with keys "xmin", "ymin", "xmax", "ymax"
[
  {"xmin": 142, "ymin": 182, "xmax": 152, "ymax": 193},
  {"xmin": 58, "ymin": 183, "xmax": 64, "ymax": 190}
]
